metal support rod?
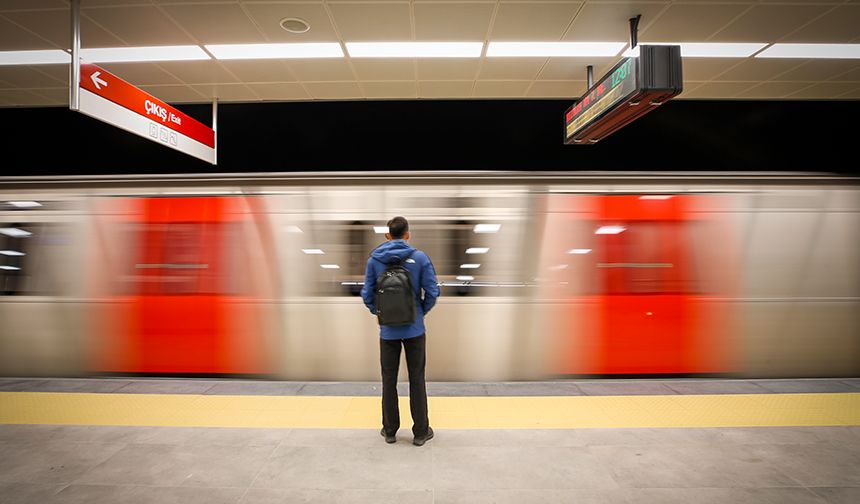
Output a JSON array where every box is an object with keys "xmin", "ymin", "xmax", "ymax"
[
  {"xmin": 586, "ymin": 65, "xmax": 594, "ymax": 88},
  {"xmin": 69, "ymin": 0, "xmax": 80, "ymax": 111},
  {"xmin": 212, "ymin": 98, "xmax": 218, "ymax": 165},
  {"xmin": 629, "ymin": 15, "xmax": 641, "ymax": 50}
]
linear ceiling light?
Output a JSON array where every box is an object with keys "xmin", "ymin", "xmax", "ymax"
[
  {"xmin": 302, "ymin": 248, "xmax": 324, "ymax": 255},
  {"xmin": 466, "ymin": 247, "xmax": 489, "ymax": 254},
  {"xmin": 346, "ymin": 42, "xmax": 483, "ymax": 58},
  {"xmin": 373, "ymin": 226, "xmax": 389, "ymax": 234},
  {"xmin": 595, "ymin": 226, "xmax": 626, "ymax": 235},
  {"xmin": 81, "ymin": 46, "xmax": 210, "ymax": 63},
  {"xmin": 756, "ymin": 44, "xmax": 860, "ymax": 59},
  {"xmin": 487, "ymin": 42, "xmax": 626, "ymax": 57},
  {"xmin": 0, "ymin": 50, "xmax": 70, "ymax": 65},
  {"xmin": 623, "ymin": 43, "xmax": 766, "ymax": 58},
  {"xmin": 473, "ymin": 223, "xmax": 501, "ymax": 233},
  {"xmin": 206, "ymin": 43, "xmax": 343, "ymax": 60}
]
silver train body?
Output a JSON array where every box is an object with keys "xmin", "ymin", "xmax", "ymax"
[{"xmin": 0, "ymin": 172, "xmax": 858, "ymax": 380}]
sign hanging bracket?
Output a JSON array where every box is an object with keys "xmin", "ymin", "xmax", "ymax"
[{"xmin": 629, "ymin": 15, "xmax": 641, "ymax": 50}]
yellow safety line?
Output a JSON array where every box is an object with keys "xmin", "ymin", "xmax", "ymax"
[{"xmin": 0, "ymin": 392, "xmax": 857, "ymax": 429}]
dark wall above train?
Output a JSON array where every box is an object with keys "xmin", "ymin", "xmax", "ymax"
[{"xmin": 1, "ymin": 99, "xmax": 857, "ymax": 176}]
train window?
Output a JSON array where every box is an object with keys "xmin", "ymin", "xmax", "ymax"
[
  {"xmin": 0, "ymin": 223, "xmax": 69, "ymax": 296},
  {"xmin": 0, "ymin": 223, "xmax": 33, "ymax": 295}
]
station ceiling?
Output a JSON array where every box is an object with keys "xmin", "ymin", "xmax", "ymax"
[{"xmin": 1, "ymin": 0, "xmax": 859, "ymax": 107}]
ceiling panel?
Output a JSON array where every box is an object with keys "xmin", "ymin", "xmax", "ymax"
[
  {"xmin": 641, "ymin": 4, "xmax": 750, "ymax": 42},
  {"xmin": 0, "ymin": 15, "xmax": 61, "ymax": 50},
  {"xmin": 154, "ymin": 61, "xmax": 242, "ymax": 85},
  {"xmin": 781, "ymin": 5, "xmax": 860, "ymax": 43},
  {"xmin": 303, "ymin": 81, "xmax": 363, "ymax": 100},
  {"xmin": 474, "ymin": 80, "xmax": 530, "ymax": 98},
  {"xmin": 189, "ymin": 83, "xmax": 259, "ymax": 102},
  {"xmin": 0, "ymin": 1, "xmax": 67, "ymax": 10},
  {"xmin": 710, "ymin": 5, "xmax": 830, "ymax": 43},
  {"xmin": 775, "ymin": 60, "xmax": 860, "ymax": 82},
  {"xmin": 328, "ymin": 2, "xmax": 411, "ymax": 41},
  {"xmin": 478, "ymin": 58, "xmax": 546, "ymax": 80},
  {"xmin": 282, "ymin": 59, "xmax": 355, "ymax": 82},
  {"xmin": 2, "ymin": 9, "xmax": 124, "ymax": 49},
  {"xmin": 0, "ymin": 89, "xmax": 54, "ymax": 106},
  {"xmin": 0, "ymin": 66, "xmax": 67, "ymax": 88},
  {"xmin": 160, "ymin": 3, "xmax": 267, "ymax": 44},
  {"xmin": 681, "ymin": 59, "xmax": 740, "ymax": 81},
  {"xmin": 362, "ymin": 81, "xmax": 418, "ymax": 99},
  {"xmin": 218, "ymin": 60, "xmax": 297, "ymax": 83},
  {"xmin": 830, "ymin": 66, "xmax": 860, "ymax": 82},
  {"xmin": 351, "ymin": 59, "xmax": 415, "ymax": 80},
  {"xmin": 139, "ymin": 84, "xmax": 204, "ymax": 104},
  {"xmin": 680, "ymin": 81, "xmax": 756, "ymax": 99},
  {"xmin": 735, "ymin": 81, "xmax": 814, "ymax": 99},
  {"xmin": 787, "ymin": 81, "xmax": 858, "ymax": 99},
  {"xmin": 537, "ymin": 57, "xmax": 614, "ymax": 81},
  {"xmin": 243, "ymin": 3, "xmax": 339, "ymax": 43},
  {"xmin": 246, "ymin": 82, "xmax": 311, "ymax": 102},
  {"xmin": 836, "ymin": 86, "xmax": 860, "ymax": 99},
  {"xmin": 83, "ymin": 6, "xmax": 195, "ymax": 46},
  {"xmin": 28, "ymin": 87, "xmax": 69, "ymax": 105},
  {"xmin": 714, "ymin": 59, "xmax": 806, "ymax": 82},
  {"xmin": 490, "ymin": 2, "xmax": 583, "ymax": 40},
  {"xmin": 418, "ymin": 80, "xmax": 473, "ymax": 98},
  {"xmin": 416, "ymin": 59, "xmax": 479, "ymax": 80},
  {"xmin": 563, "ymin": 2, "xmax": 668, "ymax": 42},
  {"xmin": 98, "ymin": 62, "xmax": 184, "ymax": 86},
  {"xmin": 526, "ymin": 80, "xmax": 584, "ymax": 98},
  {"xmin": 414, "ymin": 2, "xmax": 494, "ymax": 41}
]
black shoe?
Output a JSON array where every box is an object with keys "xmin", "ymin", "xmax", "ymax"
[
  {"xmin": 380, "ymin": 428, "xmax": 396, "ymax": 444},
  {"xmin": 413, "ymin": 427, "xmax": 434, "ymax": 446}
]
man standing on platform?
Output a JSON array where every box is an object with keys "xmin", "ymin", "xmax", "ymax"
[{"xmin": 361, "ymin": 216, "xmax": 440, "ymax": 446}]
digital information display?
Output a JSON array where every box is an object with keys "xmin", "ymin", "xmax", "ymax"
[{"xmin": 565, "ymin": 58, "xmax": 639, "ymax": 141}]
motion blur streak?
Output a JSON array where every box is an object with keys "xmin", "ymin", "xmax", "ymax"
[{"xmin": 0, "ymin": 173, "xmax": 857, "ymax": 380}]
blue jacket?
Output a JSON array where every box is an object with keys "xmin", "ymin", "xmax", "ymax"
[{"xmin": 361, "ymin": 240, "xmax": 440, "ymax": 340}]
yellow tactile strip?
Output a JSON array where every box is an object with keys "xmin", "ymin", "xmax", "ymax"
[{"xmin": 0, "ymin": 392, "xmax": 857, "ymax": 429}]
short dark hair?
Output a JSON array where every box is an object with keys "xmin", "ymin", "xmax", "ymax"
[{"xmin": 387, "ymin": 216, "xmax": 409, "ymax": 239}]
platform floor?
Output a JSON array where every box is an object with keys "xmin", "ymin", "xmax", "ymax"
[{"xmin": 1, "ymin": 378, "xmax": 858, "ymax": 504}]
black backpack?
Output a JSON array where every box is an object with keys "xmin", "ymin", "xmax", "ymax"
[{"xmin": 375, "ymin": 251, "xmax": 416, "ymax": 326}]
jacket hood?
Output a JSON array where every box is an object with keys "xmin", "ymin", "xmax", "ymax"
[{"xmin": 371, "ymin": 239, "xmax": 416, "ymax": 265}]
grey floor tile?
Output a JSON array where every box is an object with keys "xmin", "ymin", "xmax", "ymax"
[
  {"xmin": 185, "ymin": 427, "xmax": 291, "ymax": 447},
  {"xmin": 744, "ymin": 443, "xmax": 860, "ymax": 486},
  {"xmin": 588, "ymin": 443, "xmax": 799, "ymax": 488},
  {"xmin": 296, "ymin": 382, "xmax": 382, "ymax": 396},
  {"xmin": 46, "ymin": 425, "xmax": 162, "ymax": 445},
  {"xmin": 433, "ymin": 446, "xmax": 618, "ymax": 490},
  {"xmin": 809, "ymin": 487, "xmax": 860, "ymax": 504},
  {"xmin": 611, "ymin": 488, "xmax": 828, "ymax": 504},
  {"xmin": 428, "ymin": 382, "xmax": 488, "ymax": 396},
  {"xmin": 204, "ymin": 381, "xmax": 302, "ymax": 396},
  {"xmin": 77, "ymin": 443, "xmax": 276, "ymax": 487},
  {"xmin": 0, "ymin": 379, "xmax": 44, "ymax": 391},
  {"xmin": 0, "ymin": 483, "xmax": 66, "ymax": 504},
  {"xmin": 431, "ymin": 429, "xmax": 588, "ymax": 448},
  {"xmin": 434, "ymin": 489, "xmax": 613, "ymax": 504},
  {"xmin": 252, "ymin": 444, "xmax": 432, "ymax": 490},
  {"xmin": 838, "ymin": 378, "xmax": 860, "ymax": 390},
  {"xmin": 576, "ymin": 382, "xmax": 677, "ymax": 396},
  {"xmin": 281, "ymin": 428, "xmax": 396, "ymax": 448},
  {"xmin": 113, "ymin": 380, "xmax": 217, "ymax": 395},
  {"xmin": 0, "ymin": 424, "xmax": 63, "ymax": 444},
  {"xmin": 664, "ymin": 380, "xmax": 771, "ymax": 395},
  {"xmin": 49, "ymin": 484, "xmax": 246, "ymax": 504},
  {"xmin": 802, "ymin": 426, "xmax": 860, "ymax": 446},
  {"xmin": 135, "ymin": 427, "xmax": 210, "ymax": 445},
  {"xmin": 239, "ymin": 488, "xmax": 433, "ymax": 504},
  {"xmin": 483, "ymin": 382, "xmax": 583, "ymax": 396},
  {"xmin": 751, "ymin": 380, "xmax": 858, "ymax": 394},
  {"xmin": 716, "ymin": 426, "xmax": 842, "ymax": 445},
  {"xmin": 32, "ymin": 379, "xmax": 131, "ymax": 393},
  {"xmin": 0, "ymin": 442, "xmax": 125, "ymax": 485}
]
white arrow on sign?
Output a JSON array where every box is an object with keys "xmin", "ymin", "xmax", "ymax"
[{"xmin": 90, "ymin": 71, "xmax": 108, "ymax": 90}]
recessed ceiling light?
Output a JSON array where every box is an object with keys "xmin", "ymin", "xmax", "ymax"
[
  {"xmin": 460, "ymin": 264, "xmax": 481, "ymax": 269},
  {"xmin": 280, "ymin": 17, "xmax": 310, "ymax": 34},
  {"xmin": 0, "ymin": 50, "xmax": 70, "ymax": 65},
  {"xmin": 595, "ymin": 226, "xmax": 626, "ymax": 235},
  {"xmin": 639, "ymin": 195, "xmax": 673, "ymax": 200},
  {"xmin": 8, "ymin": 201, "xmax": 42, "ymax": 208},
  {"xmin": 473, "ymin": 223, "xmax": 501, "ymax": 233},
  {"xmin": 756, "ymin": 44, "xmax": 860, "ymax": 59},
  {"xmin": 623, "ymin": 43, "xmax": 766, "ymax": 58},
  {"xmin": 346, "ymin": 42, "xmax": 483, "ymax": 58},
  {"xmin": 549, "ymin": 264, "xmax": 569, "ymax": 271},
  {"xmin": 456, "ymin": 275, "xmax": 474, "ymax": 281},
  {"xmin": 486, "ymin": 42, "xmax": 625, "ymax": 57},
  {"xmin": 0, "ymin": 265, "xmax": 21, "ymax": 271},
  {"xmin": 0, "ymin": 228, "xmax": 32, "ymax": 238},
  {"xmin": 373, "ymin": 226, "xmax": 389, "ymax": 234},
  {"xmin": 0, "ymin": 250, "xmax": 25, "ymax": 256},
  {"xmin": 285, "ymin": 225, "xmax": 303, "ymax": 233},
  {"xmin": 466, "ymin": 247, "xmax": 489, "ymax": 254},
  {"xmin": 320, "ymin": 264, "xmax": 340, "ymax": 269},
  {"xmin": 205, "ymin": 43, "xmax": 343, "ymax": 60},
  {"xmin": 568, "ymin": 248, "xmax": 592, "ymax": 254},
  {"xmin": 81, "ymin": 46, "xmax": 211, "ymax": 63},
  {"xmin": 302, "ymin": 248, "xmax": 325, "ymax": 254}
]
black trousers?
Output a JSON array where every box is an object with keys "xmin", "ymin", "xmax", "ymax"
[{"xmin": 380, "ymin": 334, "xmax": 429, "ymax": 437}]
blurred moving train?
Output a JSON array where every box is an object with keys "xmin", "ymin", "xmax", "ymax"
[{"xmin": 0, "ymin": 171, "xmax": 858, "ymax": 380}]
